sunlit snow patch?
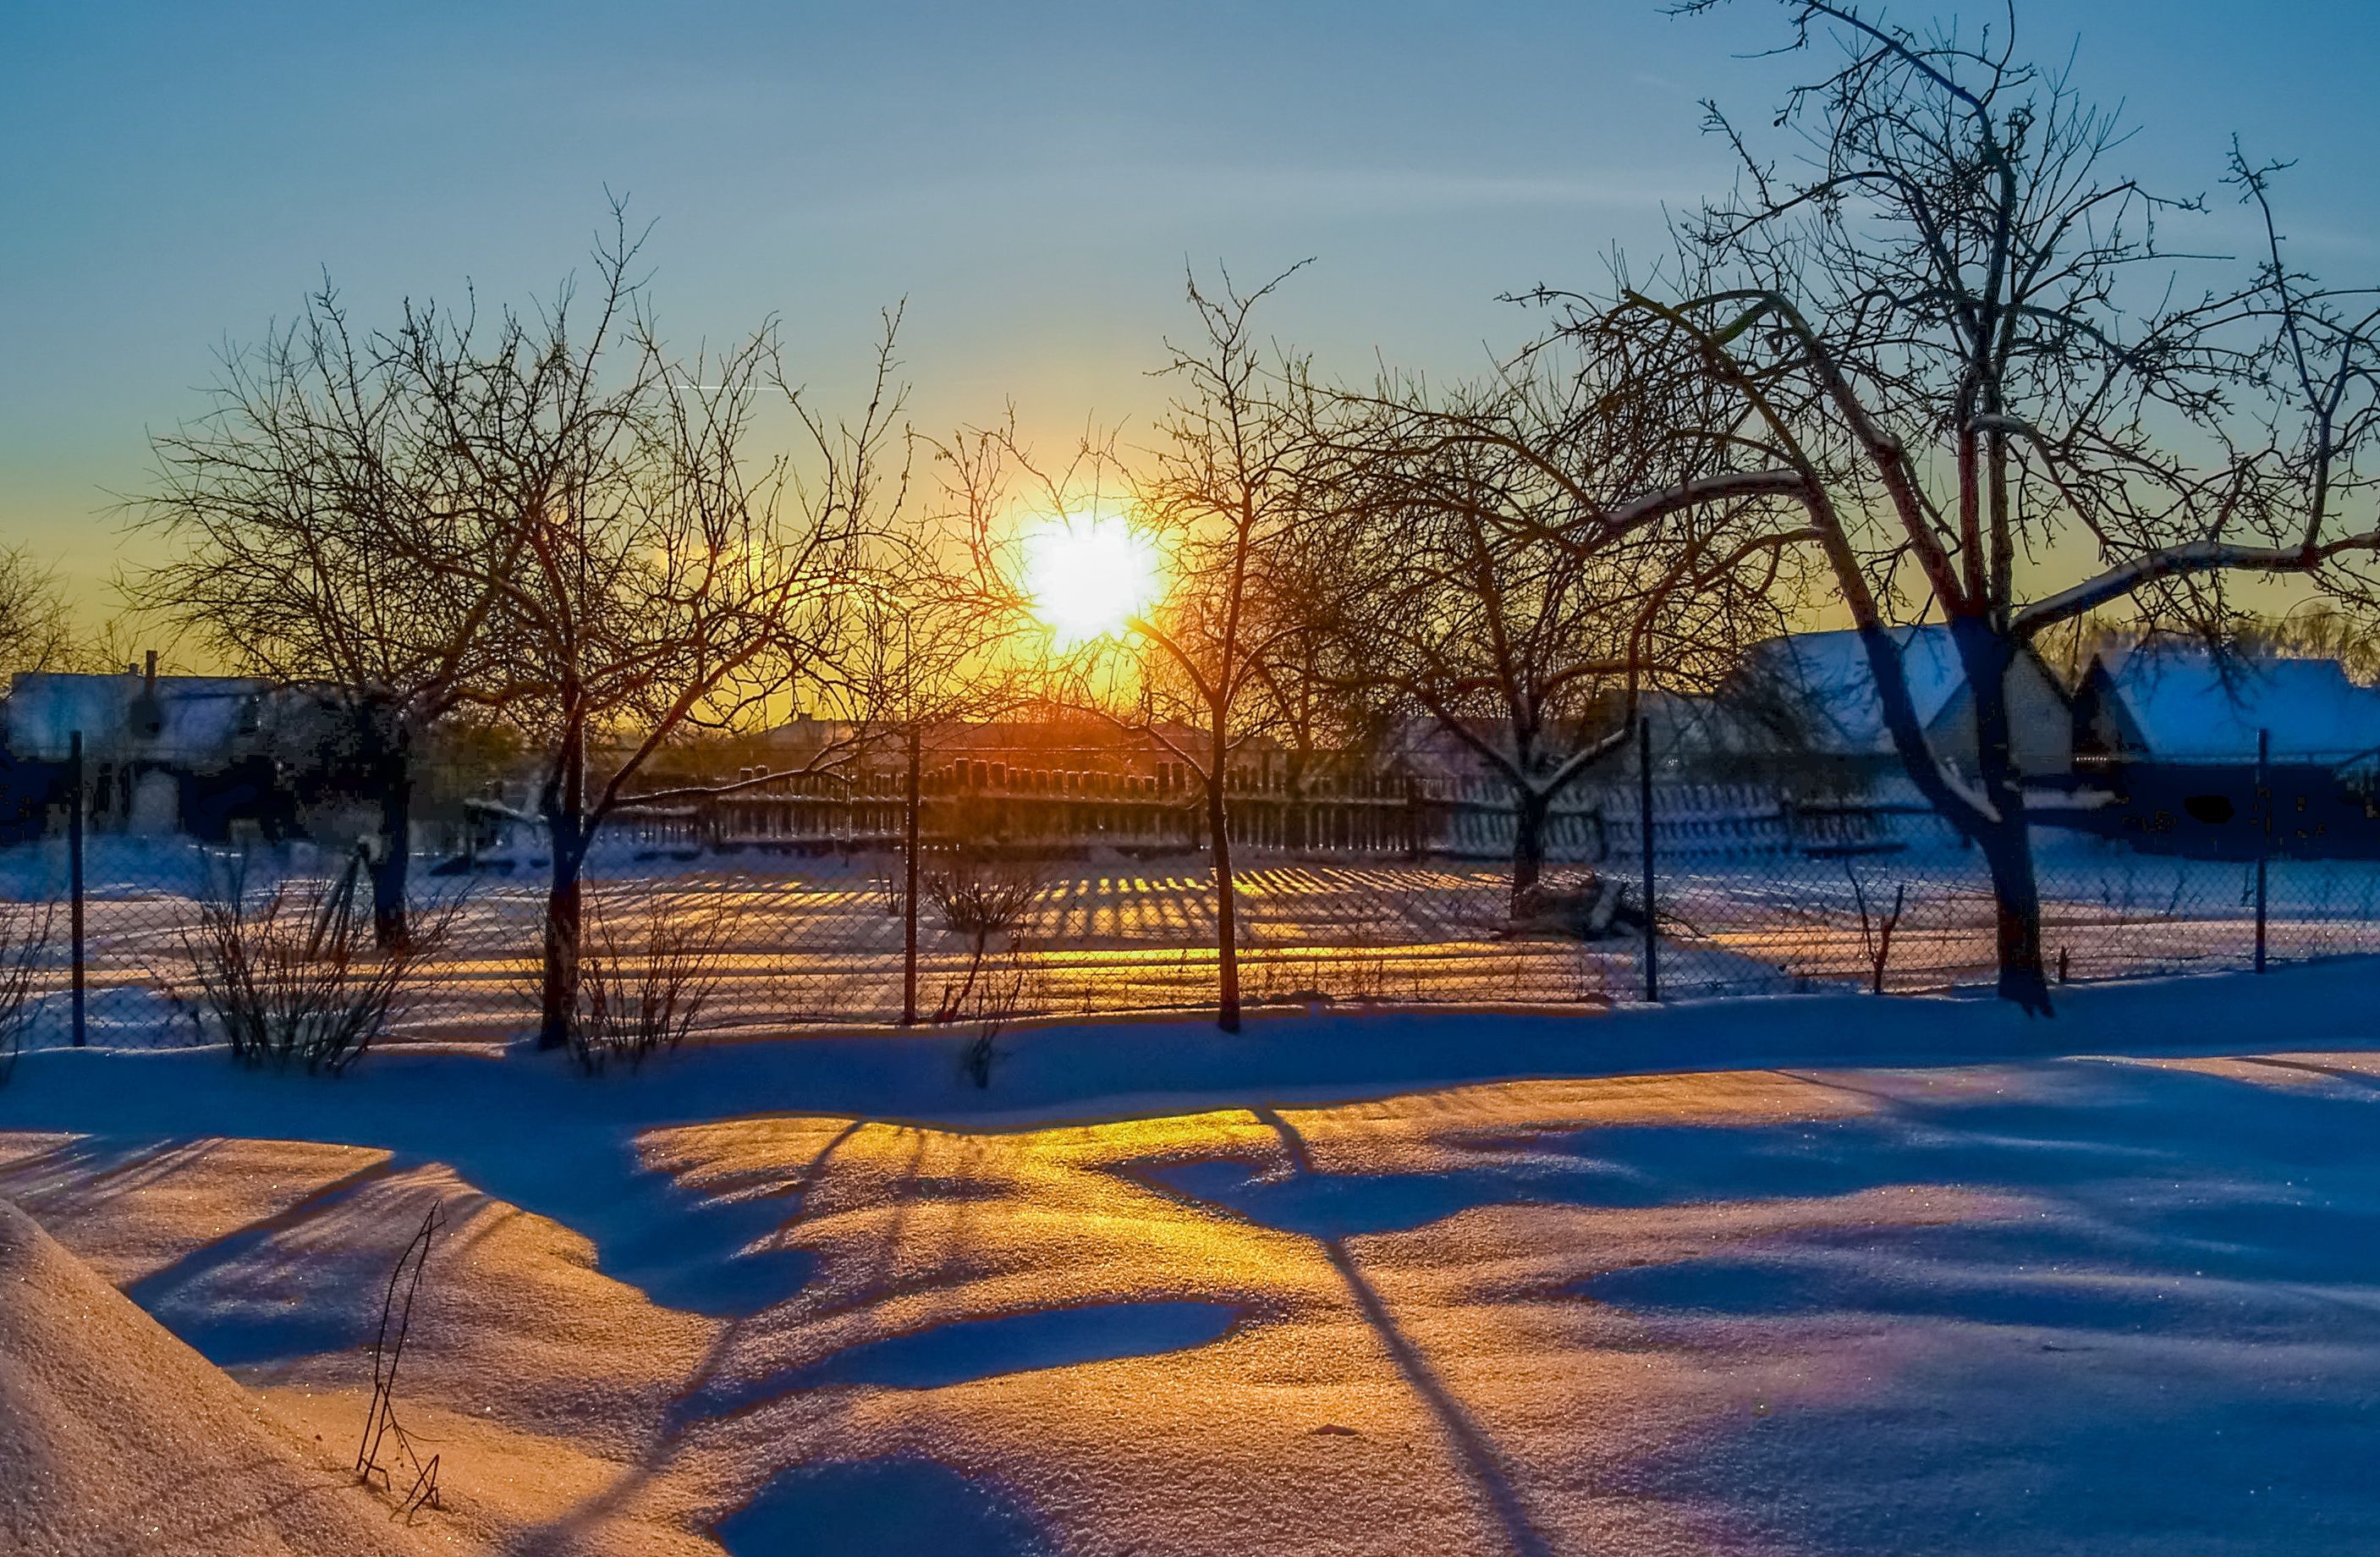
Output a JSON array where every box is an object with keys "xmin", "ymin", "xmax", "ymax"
[{"xmin": 693, "ymin": 1298, "xmax": 1241, "ymax": 1420}]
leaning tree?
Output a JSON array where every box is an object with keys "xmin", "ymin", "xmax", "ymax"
[{"xmin": 1564, "ymin": 0, "xmax": 2380, "ymax": 1010}]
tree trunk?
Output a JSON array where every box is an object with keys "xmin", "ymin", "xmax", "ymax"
[
  {"xmin": 536, "ymin": 699, "xmax": 589, "ymax": 1051},
  {"xmin": 1509, "ymin": 784, "xmax": 1550, "ymax": 918},
  {"xmin": 538, "ymin": 834, "xmax": 585, "ymax": 1050},
  {"xmin": 1975, "ymin": 813, "xmax": 2048, "ymax": 1010},
  {"xmin": 1206, "ymin": 742, "xmax": 1242, "ymax": 1034},
  {"xmin": 1951, "ymin": 617, "xmax": 2053, "ymax": 1015},
  {"xmin": 367, "ymin": 717, "xmax": 414, "ymax": 952}
]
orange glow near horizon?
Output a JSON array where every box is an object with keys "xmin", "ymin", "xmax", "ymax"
[{"xmin": 1020, "ymin": 510, "xmax": 1163, "ymax": 646}]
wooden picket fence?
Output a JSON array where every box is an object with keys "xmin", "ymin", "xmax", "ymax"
[{"xmin": 579, "ymin": 761, "xmax": 1939, "ymax": 865}]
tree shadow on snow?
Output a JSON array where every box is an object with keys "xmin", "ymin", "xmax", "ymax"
[
  {"xmin": 712, "ymin": 1458, "xmax": 1048, "ymax": 1557},
  {"xmin": 1133, "ymin": 1065, "xmax": 2380, "ymax": 1555}
]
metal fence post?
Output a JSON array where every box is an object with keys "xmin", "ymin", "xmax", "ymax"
[
  {"xmin": 2254, "ymin": 726, "xmax": 2269, "ymax": 975},
  {"xmin": 901, "ymin": 723, "xmax": 921, "ymax": 1026},
  {"xmin": 69, "ymin": 729, "xmax": 86, "ymax": 1048},
  {"xmin": 1639, "ymin": 715, "xmax": 1659, "ymax": 1003}
]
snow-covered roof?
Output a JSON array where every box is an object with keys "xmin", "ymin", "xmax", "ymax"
[
  {"xmin": 3, "ymin": 673, "xmax": 270, "ymax": 767},
  {"xmin": 2091, "ymin": 644, "xmax": 2380, "ymax": 765},
  {"xmin": 1739, "ymin": 626, "xmax": 1979, "ymax": 756}
]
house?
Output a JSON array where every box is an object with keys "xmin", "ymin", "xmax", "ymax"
[
  {"xmin": 2072, "ymin": 641, "xmax": 2380, "ymax": 857},
  {"xmin": 1714, "ymin": 625, "xmax": 2075, "ymax": 795},
  {"xmin": 2075, "ymin": 641, "xmax": 2380, "ymax": 767},
  {"xmin": 0, "ymin": 660, "xmax": 283, "ymax": 839}
]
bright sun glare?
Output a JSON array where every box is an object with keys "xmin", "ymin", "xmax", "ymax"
[{"xmin": 1022, "ymin": 512, "xmax": 1162, "ymax": 646}]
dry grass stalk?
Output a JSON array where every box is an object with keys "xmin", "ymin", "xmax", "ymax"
[{"xmin": 356, "ymin": 1204, "xmax": 443, "ymax": 1521}]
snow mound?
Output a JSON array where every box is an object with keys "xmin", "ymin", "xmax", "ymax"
[{"xmin": 0, "ymin": 1197, "xmax": 431, "ymax": 1556}]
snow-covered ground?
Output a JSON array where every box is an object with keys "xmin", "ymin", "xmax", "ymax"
[{"xmin": 3, "ymin": 965, "xmax": 2379, "ymax": 1554}]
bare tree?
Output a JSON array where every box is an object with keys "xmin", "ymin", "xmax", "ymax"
[
  {"xmin": 1053, "ymin": 270, "xmax": 1319, "ymax": 1031},
  {"xmin": 135, "ymin": 276, "xmax": 536, "ymax": 948},
  {"xmin": 1311, "ymin": 344, "xmax": 1809, "ymax": 915},
  {"xmin": 949, "ymin": 272, "xmax": 1316, "ymax": 1032},
  {"xmin": 1575, "ymin": 0, "xmax": 2379, "ymax": 1010},
  {"xmin": 431, "ymin": 289, "xmax": 904, "ymax": 1051},
  {"xmin": 819, "ymin": 438, "xmax": 1032, "ymax": 1026},
  {"xmin": 1131, "ymin": 271, "xmax": 1337, "ymax": 1031},
  {"xmin": 0, "ymin": 543, "xmax": 80, "ymax": 675}
]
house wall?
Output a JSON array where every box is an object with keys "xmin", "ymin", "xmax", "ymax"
[
  {"xmin": 1926, "ymin": 655, "xmax": 2075, "ymax": 778},
  {"xmin": 2085, "ymin": 761, "xmax": 2380, "ymax": 860},
  {"xmin": 2071, "ymin": 666, "xmax": 2144, "ymax": 762}
]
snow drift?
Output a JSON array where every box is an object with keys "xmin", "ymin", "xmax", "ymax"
[{"xmin": 0, "ymin": 1195, "xmax": 429, "ymax": 1556}]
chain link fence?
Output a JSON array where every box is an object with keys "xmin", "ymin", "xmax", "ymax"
[{"xmin": 5, "ymin": 739, "xmax": 2377, "ymax": 1059}]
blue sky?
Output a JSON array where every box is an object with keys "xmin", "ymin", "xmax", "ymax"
[{"xmin": 4, "ymin": 1, "xmax": 2376, "ymax": 624}]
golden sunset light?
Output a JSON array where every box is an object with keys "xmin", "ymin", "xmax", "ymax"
[
  {"xmin": 11, "ymin": 5, "xmax": 2380, "ymax": 1556},
  {"xmin": 1020, "ymin": 510, "xmax": 1163, "ymax": 646}
]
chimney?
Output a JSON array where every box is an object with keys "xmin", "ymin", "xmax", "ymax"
[{"xmin": 144, "ymin": 651, "xmax": 157, "ymax": 696}]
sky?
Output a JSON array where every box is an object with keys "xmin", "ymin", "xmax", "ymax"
[{"xmin": 4, "ymin": 0, "xmax": 2377, "ymax": 641}]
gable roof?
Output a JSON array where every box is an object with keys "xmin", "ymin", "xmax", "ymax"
[
  {"xmin": 1740, "ymin": 626, "xmax": 1991, "ymax": 756},
  {"xmin": 3, "ymin": 672, "xmax": 270, "ymax": 767},
  {"xmin": 2089, "ymin": 643, "xmax": 2380, "ymax": 765}
]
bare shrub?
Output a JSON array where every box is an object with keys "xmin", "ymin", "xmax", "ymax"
[
  {"xmin": 1560, "ymin": 939, "xmax": 1612, "ymax": 1005},
  {"xmin": 925, "ymin": 855, "xmax": 1042, "ymax": 940},
  {"xmin": 948, "ymin": 941, "xmax": 1030, "ymax": 1090},
  {"xmin": 1338, "ymin": 949, "xmax": 1392, "ymax": 1005},
  {"xmin": 0, "ymin": 902, "xmax": 55, "ymax": 1085},
  {"xmin": 924, "ymin": 854, "xmax": 1045, "ymax": 1086},
  {"xmin": 179, "ymin": 870, "xmax": 447, "ymax": 1074},
  {"xmin": 570, "ymin": 900, "xmax": 734, "ymax": 1073},
  {"xmin": 1248, "ymin": 946, "xmax": 1391, "ymax": 1009},
  {"xmin": 1846, "ymin": 864, "xmax": 1907, "ymax": 996},
  {"xmin": 931, "ymin": 925, "xmax": 1025, "ymax": 1024},
  {"xmin": 920, "ymin": 856, "xmax": 1041, "ymax": 1087}
]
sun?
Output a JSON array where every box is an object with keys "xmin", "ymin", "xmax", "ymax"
[{"xmin": 1021, "ymin": 511, "xmax": 1162, "ymax": 646}]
